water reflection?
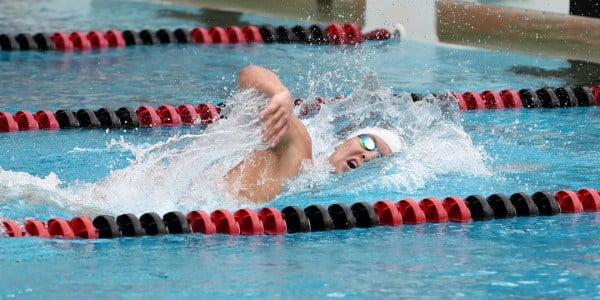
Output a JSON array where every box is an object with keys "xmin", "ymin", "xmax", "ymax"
[
  {"xmin": 511, "ymin": 60, "xmax": 600, "ymax": 86},
  {"xmin": 158, "ymin": 8, "xmax": 249, "ymax": 28}
]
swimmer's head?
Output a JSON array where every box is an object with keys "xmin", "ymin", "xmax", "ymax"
[{"xmin": 328, "ymin": 127, "xmax": 403, "ymax": 173}]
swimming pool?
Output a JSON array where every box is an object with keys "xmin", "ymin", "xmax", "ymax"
[{"xmin": 2, "ymin": 0, "xmax": 600, "ymax": 299}]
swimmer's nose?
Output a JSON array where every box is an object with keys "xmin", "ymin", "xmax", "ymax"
[
  {"xmin": 362, "ymin": 151, "xmax": 377, "ymax": 161},
  {"xmin": 361, "ymin": 154, "xmax": 367, "ymax": 162}
]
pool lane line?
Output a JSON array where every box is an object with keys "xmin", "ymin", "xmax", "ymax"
[
  {"xmin": 1, "ymin": 188, "xmax": 599, "ymax": 239},
  {"xmin": 0, "ymin": 103, "xmax": 223, "ymax": 132},
  {"xmin": 450, "ymin": 86, "xmax": 600, "ymax": 110},
  {"xmin": 1, "ymin": 84, "xmax": 599, "ymax": 133},
  {"xmin": 0, "ymin": 23, "xmax": 391, "ymax": 51}
]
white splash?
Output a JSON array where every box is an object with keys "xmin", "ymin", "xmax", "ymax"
[
  {"xmin": 287, "ymin": 77, "xmax": 491, "ymax": 198},
  {"xmin": 0, "ymin": 167, "xmax": 75, "ymax": 212},
  {"xmin": 70, "ymin": 89, "xmax": 271, "ymax": 215}
]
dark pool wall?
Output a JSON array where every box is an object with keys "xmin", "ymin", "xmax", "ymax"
[{"xmin": 570, "ymin": 0, "xmax": 600, "ymax": 18}]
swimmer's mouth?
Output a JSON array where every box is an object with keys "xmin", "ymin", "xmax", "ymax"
[{"xmin": 347, "ymin": 160, "xmax": 357, "ymax": 169}]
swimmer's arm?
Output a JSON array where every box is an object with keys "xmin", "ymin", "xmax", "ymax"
[{"xmin": 238, "ymin": 65, "xmax": 293, "ymax": 147}]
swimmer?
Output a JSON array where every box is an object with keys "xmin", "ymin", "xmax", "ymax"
[{"xmin": 225, "ymin": 65, "xmax": 403, "ymax": 203}]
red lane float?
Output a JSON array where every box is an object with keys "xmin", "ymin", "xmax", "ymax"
[
  {"xmin": 226, "ymin": 26, "xmax": 246, "ymax": 43},
  {"xmin": 463, "ymin": 91, "xmax": 486, "ymax": 110},
  {"xmin": 257, "ymin": 207, "xmax": 287, "ymax": 234},
  {"xmin": 191, "ymin": 27, "xmax": 212, "ymax": 43},
  {"xmin": 87, "ymin": 30, "xmax": 109, "ymax": 49},
  {"xmin": 105, "ymin": 30, "xmax": 126, "ymax": 47},
  {"xmin": 363, "ymin": 28, "xmax": 392, "ymax": 40},
  {"xmin": 441, "ymin": 196, "xmax": 472, "ymax": 222},
  {"xmin": 555, "ymin": 190, "xmax": 584, "ymax": 213},
  {"xmin": 70, "ymin": 216, "xmax": 98, "ymax": 239},
  {"xmin": 326, "ymin": 23, "xmax": 346, "ymax": 45},
  {"xmin": 451, "ymin": 92, "xmax": 468, "ymax": 111},
  {"xmin": 575, "ymin": 188, "xmax": 600, "ymax": 211},
  {"xmin": 0, "ymin": 111, "xmax": 18, "ymax": 132},
  {"xmin": 210, "ymin": 209, "xmax": 240, "ymax": 234},
  {"xmin": 499, "ymin": 89, "xmax": 523, "ymax": 108},
  {"xmin": 592, "ymin": 85, "xmax": 600, "ymax": 105},
  {"xmin": 24, "ymin": 219, "xmax": 50, "ymax": 238},
  {"xmin": 69, "ymin": 32, "xmax": 91, "ymax": 50},
  {"xmin": 177, "ymin": 104, "xmax": 199, "ymax": 124},
  {"xmin": 373, "ymin": 200, "xmax": 403, "ymax": 226},
  {"xmin": 14, "ymin": 110, "xmax": 39, "ymax": 131},
  {"xmin": 51, "ymin": 32, "xmax": 73, "ymax": 51},
  {"xmin": 209, "ymin": 27, "xmax": 229, "ymax": 43},
  {"xmin": 343, "ymin": 23, "xmax": 363, "ymax": 44},
  {"xmin": 234, "ymin": 208, "xmax": 264, "ymax": 234},
  {"xmin": 396, "ymin": 199, "xmax": 426, "ymax": 224},
  {"xmin": 156, "ymin": 104, "xmax": 182, "ymax": 126},
  {"xmin": 136, "ymin": 105, "xmax": 162, "ymax": 127},
  {"xmin": 2, "ymin": 219, "xmax": 23, "ymax": 237},
  {"xmin": 419, "ymin": 197, "xmax": 449, "ymax": 223},
  {"xmin": 242, "ymin": 26, "xmax": 263, "ymax": 42},
  {"xmin": 35, "ymin": 110, "xmax": 59, "ymax": 130},
  {"xmin": 187, "ymin": 210, "xmax": 217, "ymax": 234},
  {"xmin": 481, "ymin": 90, "xmax": 505, "ymax": 109},
  {"xmin": 47, "ymin": 218, "xmax": 75, "ymax": 239},
  {"xmin": 196, "ymin": 103, "xmax": 220, "ymax": 125}
]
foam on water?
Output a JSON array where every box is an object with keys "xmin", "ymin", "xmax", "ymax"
[
  {"xmin": 0, "ymin": 168, "xmax": 68, "ymax": 208},
  {"xmin": 0, "ymin": 70, "xmax": 491, "ymax": 217}
]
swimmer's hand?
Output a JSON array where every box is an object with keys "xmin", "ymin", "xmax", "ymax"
[
  {"xmin": 237, "ymin": 65, "xmax": 294, "ymax": 148},
  {"xmin": 259, "ymin": 89, "xmax": 292, "ymax": 147}
]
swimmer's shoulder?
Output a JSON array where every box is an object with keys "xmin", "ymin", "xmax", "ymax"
[
  {"xmin": 289, "ymin": 115, "xmax": 312, "ymax": 159},
  {"xmin": 271, "ymin": 115, "xmax": 312, "ymax": 176}
]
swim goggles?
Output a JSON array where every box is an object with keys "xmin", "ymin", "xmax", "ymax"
[{"xmin": 357, "ymin": 135, "xmax": 382, "ymax": 158}]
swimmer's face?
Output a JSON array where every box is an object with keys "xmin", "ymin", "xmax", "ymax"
[{"xmin": 328, "ymin": 134, "xmax": 393, "ymax": 173}]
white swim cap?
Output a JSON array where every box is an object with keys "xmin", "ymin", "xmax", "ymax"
[{"xmin": 347, "ymin": 127, "xmax": 404, "ymax": 153}]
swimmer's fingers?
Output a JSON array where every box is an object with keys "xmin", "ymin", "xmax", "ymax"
[
  {"xmin": 259, "ymin": 90, "xmax": 291, "ymax": 120},
  {"xmin": 261, "ymin": 105, "xmax": 286, "ymax": 142},
  {"xmin": 263, "ymin": 111, "xmax": 290, "ymax": 146},
  {"xmin": 259, "ymin": 102, "xmax": 278, "ymax": 132},
  {"xmin": 260, "ymin": 91, "xmax": 292, "ymax": 146}
]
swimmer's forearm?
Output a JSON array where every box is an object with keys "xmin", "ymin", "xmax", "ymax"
[{"xmin": 237, "ymin": 65, "xmax": 289, "ymax": 97}]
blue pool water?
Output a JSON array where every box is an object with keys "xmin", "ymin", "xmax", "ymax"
[{"xmin": 1, "ymin": 0, "xmax": 600, "ymax": 299}]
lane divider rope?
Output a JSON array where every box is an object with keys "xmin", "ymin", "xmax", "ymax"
[
  {"xmin": 0, "ymin": 23, "xmax": 391, "ymax": 51},
  {"xmin": 1, "ymin": 84, "xmax": 599, "ymax": 133},
  {"xmin": 0, "ymin": 103, "xmax": 223, "ymax": 132},
  {"xmin": 2, "ymin": 188, "xmax": 599, "ymax": 239}
]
